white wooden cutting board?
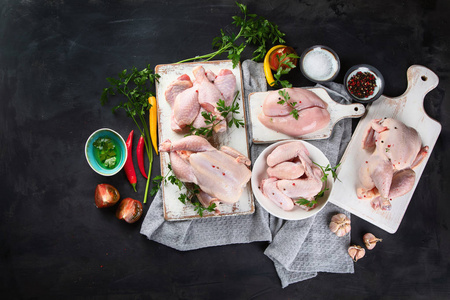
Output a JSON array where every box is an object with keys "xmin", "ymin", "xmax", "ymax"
[
  {"xmin": 155, "ymin": 60, "xmax": 254, "ymax": 221},
  {"xmin": 248, "ymin": 88, "xmax": 365, "ymax": 143},
  {"xmin": 329, "ymin": 65, "xmax": 441, "ymax": 233}
]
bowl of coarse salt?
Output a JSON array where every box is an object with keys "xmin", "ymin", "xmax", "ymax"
[{"xmin": 300, "ymin": 45, "xmax": 340, "ymax": 83}]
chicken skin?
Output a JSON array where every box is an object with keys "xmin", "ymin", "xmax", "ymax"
[
  {"xmin": 258, "ymin": 88, "xmax": 330, "ymax": 137},
  {"xmin": 164, "ymin": 67, "xmax": 236, "ymax": 134},
  {"xmin": 160, "ymin": 136, "xmax": 251, "ymax": 207},
  {"xmin": 357, "ymin": 118, "xmax": 428, "ymax": 210},
  {"xmin": 260, "ymin": 141, "xmax": 324, "ymax": 211}
]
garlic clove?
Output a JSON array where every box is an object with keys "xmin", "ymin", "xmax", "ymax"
[
  {"xmin": 348, "ymin": 245, "xmax": 365, "ymax": 262},
  {"xmin": 329, "ymin": 213, "xmax": 351, "ymax": 237},
  {"xmin": 363, "ymin": 233, "xmax": 382, "ymax": 250}
]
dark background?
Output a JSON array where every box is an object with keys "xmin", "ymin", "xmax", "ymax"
[{"xmin": 1, "ymin": 0, "xmax": 449, "ymax": 299}]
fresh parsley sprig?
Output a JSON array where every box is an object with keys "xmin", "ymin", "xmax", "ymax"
[
  {"xmin": 176, "ymin": 2, "xmax": 286, "ymax": 68},
  {"xmin": 277, "ymin": 89, "xmax": 299, "ymax": 120},
  {"xmin": 150, "ymin": 165, "xmax": 217, "ymax": 217},
  {"xmin": 295, "ymin": 163, "xmax": 341, "ymax": 207},
  {"xmin": 272, "ymin": 52, "xmax": 300, "ymax": 88},
  {"xmin": 187, "ymin": 91, "xmax": 244, "ymax": 137},
  {"xmin": 101, "ymin": 65, "xmax": 160, "ymax": 203}
]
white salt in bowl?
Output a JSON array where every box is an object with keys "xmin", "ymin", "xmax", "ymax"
[
  {"xmin": 300, "ymin": 45, "xmax": 340, "ymax": 83},
  {"xmin": 251, "ymin": 140, "xmax": 333, "ymax": 220}
]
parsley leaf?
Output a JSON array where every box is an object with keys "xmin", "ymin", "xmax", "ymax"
[
  {"xmin": 187, "ymin": 91, "xmax": 244, "ymax": 138},
  {"xmin": 277, "ymin": 89, "xmax": 299, "ymax": 120},
  {"xmin": 177, "ymin": 2, "xmax": 286, "ymax": 68},
  {"xmin": 151, "ymin": 165, "xmax": 217, "ymax": 217},
  {"xmin": 101, "ymin": 65, "xmax": 160, "ymax": 203}
]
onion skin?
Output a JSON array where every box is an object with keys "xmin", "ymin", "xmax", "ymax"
[{"xmin": 95, "ymin": 184, "xmax": 120, "ymax": 208}]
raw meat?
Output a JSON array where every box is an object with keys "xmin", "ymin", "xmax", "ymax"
[
  {"xmin": 257, "ymin": 88, "xmax": 330, "ymax": 137},
  {"xmin": 260, "ymin": 141, "xmax": 324, "ymax": 211},
  {"xmin": 160, "ymin": 136, "xmax": 251, "ymax": 208},
  {"xmin": 356, "ymin": 118, "xmax": 429, "ymax": 210}
]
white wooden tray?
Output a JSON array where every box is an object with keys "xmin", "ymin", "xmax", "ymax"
[
  {"xmin": 329, "ymin": 65, "xmax": 441, "ymax": 233},
  {"xmin": 248, "ymin": 88, "xmax": 365, "ymax": 143},
  {"xmin": 155, "ymin": 60, "xmax": 254, "ymax": 221}
]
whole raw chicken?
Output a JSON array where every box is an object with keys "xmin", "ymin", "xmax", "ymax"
[
  {"xmin": 164, "ymin": 66, "xmax": 236, "ymax": 133},
  {"xmin": 357, "ymin": 118, "xmax": 429, "ymax": 210},
  {"xmin": 258, "ymin": 88, "xmax": 330, "ymax": 137},
  {"xmin": 159, "ymin": 136, "xmax": 251, "ymax": 210},
  {"xmin": 260, "ymin": 141, "xmax": 324, "ymax": 211}
]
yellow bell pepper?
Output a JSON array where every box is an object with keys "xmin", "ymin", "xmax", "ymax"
[{"xmin": 263, "ymin": 45, "xmax": 287, "ymax": 87}]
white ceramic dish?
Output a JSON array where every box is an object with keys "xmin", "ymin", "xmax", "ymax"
[{"xmin": 251, "ymin": 140, "xmax": 333, "ymax": 220}]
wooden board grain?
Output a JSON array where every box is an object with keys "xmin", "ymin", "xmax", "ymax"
[
  {"xmin": 248, "ymin": 88, "xmax": 365, "ymax": 143},
  {"xmin": 329, "ymin": 65, "xmax": 441, "ymax": 233},
  {"xmin": 155, "ymin": 60, "xmax": 254, "ymax": 221}
]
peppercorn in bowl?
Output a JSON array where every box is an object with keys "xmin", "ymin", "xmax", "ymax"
[
  {"xmin": 85, "ymin": 128, "xmax": 127, "ymax": 176},
  {"xmin": 344, "ymin": 64, "xmax": 384, "ymax": 103}
]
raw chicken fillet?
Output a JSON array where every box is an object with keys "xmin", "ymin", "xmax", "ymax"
[{"xmin": 258, "ymin": 88, "xmax": 330, "ymax": 137}]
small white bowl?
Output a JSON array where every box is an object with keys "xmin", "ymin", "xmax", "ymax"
[{"xmin": 251, "ymin": 140, "xmax": 333, "ymax": 220}]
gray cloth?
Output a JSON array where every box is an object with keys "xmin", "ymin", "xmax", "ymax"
[{"xmin": 140, "ymin": 60, "xmax": 354, "ymax": 287}]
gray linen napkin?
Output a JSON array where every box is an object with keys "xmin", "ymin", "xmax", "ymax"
[{"xmin": 140, "ymin": 60, "xmax": 354, "ymax": 287}]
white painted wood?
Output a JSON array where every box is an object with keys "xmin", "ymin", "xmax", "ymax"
[
  {"xmin": 248, "ymin": 87, "xmax": 365, "ymax": 143},
  {"xmin": 329, "ymin": 65, "xmax": 441, "ymax": 233},
  {"xmin": 155, "ymin": 60, "xmax": 254, "ymax": 221}
]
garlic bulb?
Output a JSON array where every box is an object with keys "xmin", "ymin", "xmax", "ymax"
[
  {"xmin": 329, "ymin": 213, "xmax": 351, "ymax": 237},
  {"xmin": 348, "ymin": 245, "xmax": 365, "ymax": 262},
  {"xmin": 363, "ymin": 233, "xmax": 382, "ymax": 250}
]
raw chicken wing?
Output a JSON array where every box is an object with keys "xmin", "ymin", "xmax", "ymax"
[{"xmin": 260, "ymin": 141, "xmax": 324, "ymax": 211}]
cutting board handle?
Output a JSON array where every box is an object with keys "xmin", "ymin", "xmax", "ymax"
[{"xmin": 400, "ymin": 65, "xmax": 439, "ymax": 105}]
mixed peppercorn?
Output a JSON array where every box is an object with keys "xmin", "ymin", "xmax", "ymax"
[{"xmin": 347, "ymin": 71, "xmax": 377, "ymax": 98}]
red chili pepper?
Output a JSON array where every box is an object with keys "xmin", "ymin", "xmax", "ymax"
[
  {"xmin": 137, "ymin": 135, "xmax": 147, "ymax": 179},
  {"xmin": 124, "ymin": 130, "xmax": 137, "ymax": 192}
]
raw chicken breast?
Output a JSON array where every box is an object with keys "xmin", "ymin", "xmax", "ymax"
[
  {"xmin": 258, "ymin": 88, "xmax": 330, "ymax": 137},
  {"xmin": 258, "ymin": 107, "xmax": 330, "ymax": 137}
]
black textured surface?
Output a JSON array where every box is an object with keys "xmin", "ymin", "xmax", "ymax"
[{"xmin": 1, "ymin": 0, "xmax": 450, "ymax": 299}]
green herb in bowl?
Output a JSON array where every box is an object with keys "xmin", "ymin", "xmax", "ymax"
[{"xmin": 93, "ymin": 137, "xmax": 119, "ymax": 169}]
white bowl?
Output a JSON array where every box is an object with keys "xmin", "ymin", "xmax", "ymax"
[{"xmin": 251, "ymin": 140, "xmax": 333, "ymax": 220}]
